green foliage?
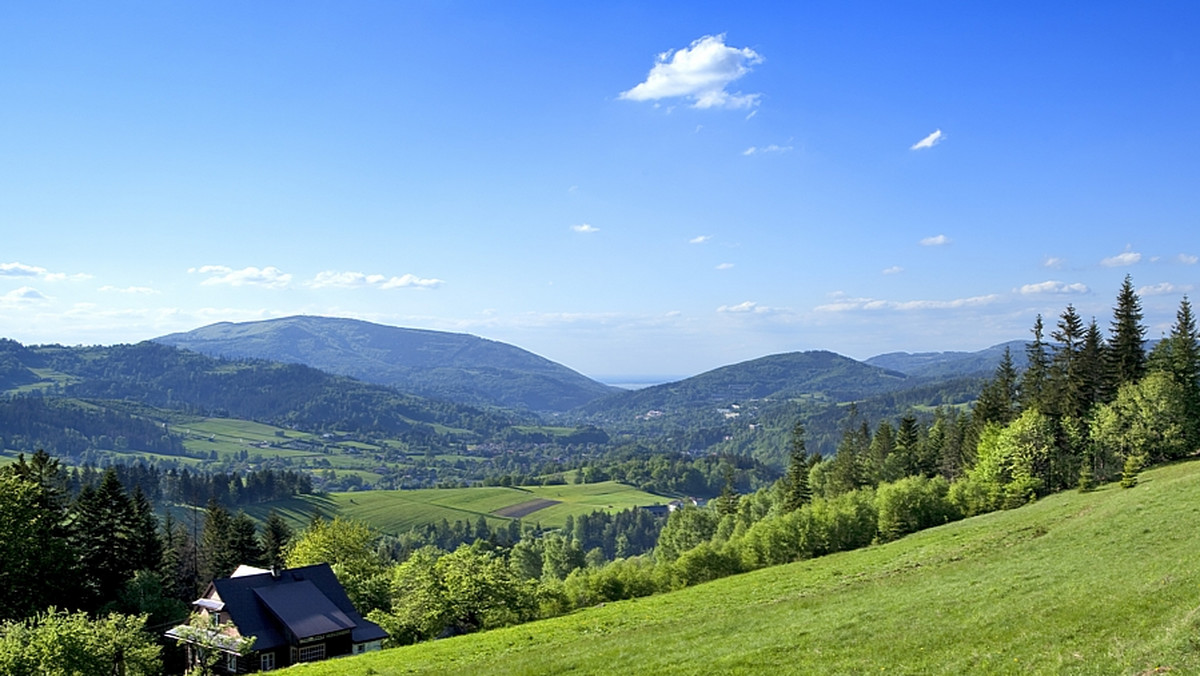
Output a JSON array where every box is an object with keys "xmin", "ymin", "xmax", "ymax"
[
  {"xmin": 875, "ymin": 475, "xmax": 958, "ymax": 542},
  {"xmin": 1108, "ymin": 274, "xmax": 1147, "ymax": 388},
  {"xmin": 0, "ymin": 609, "xmax": 160, "ymax": 676},
  {"xmin": 285, "ymin": 516, "xmax": 390, "ymax": 614},
  {"xmin": 655, "ymin": 507, "xmax": 720, "ymax": 563},
  {"xmin": 171, "ymin": 611, "xmax": 256, "ymax": 676},
  {"xmin": 1120, "ymin": 453, "xmax": 1144, "ymax": 489},
  {"xmin": 0, "ymin": 458, "xmax": 76, "ymax": 620},
  {"xmin": 1090, "ymin": 371, "xmax": 1191, "ymax": 468}
]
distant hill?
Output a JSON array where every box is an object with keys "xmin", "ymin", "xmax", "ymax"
[
  {"xmin": 583, "ymin": 350, "xmax": 908, "ymax": 414},
  {"xmin": 865, "ymin": 340, "xmax": 1028, "ymax": 379},
  {"xmin": 155, "ymin": 316, "xmax": 619, "ymax": 412}
]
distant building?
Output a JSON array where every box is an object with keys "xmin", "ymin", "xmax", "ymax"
[{"xmin": 167, "ymin": 563, "xmax": 387, "ymax": 673}]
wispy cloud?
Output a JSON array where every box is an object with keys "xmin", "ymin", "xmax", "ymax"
[
  {"xmin": 308, "ymin": 271, "xmax": 444, "ymax": 290},
  {"xmin": 190, "ymin": 265, "xmax": 293, "ymax": 289},
  {"xmin": 1139, "ymin": 282, "xmax": 1194, "ymax": 296},
  {"xmin": 716, "ymin": 263, "xmax": 735, "ymax": 270},
  {"xmin": 99, "ymin": 285, "xmax": 160, "ymax": 295},
  {"xmin": 815, "ymin": 293, "xmax": 999, "ymax": 312},
  {"xmin": 620, "ymin": 34, "xmax": 763, "ymax": 110},
  {"xmin": 920, "ymin": 234, "xmax": 950, "ymax": 246},
  {"xmin": 1101, "ymin": 249, "xmax": 1142, "ymax": 267},
  {"xmin": 1018, "ymin": 280, "xmax": 1089, "ymax": 295},
  {"xmin": 1043, "ymin": 256, "xmax": 1065, "ymax": 269},
  {"xmin": 910, "ymin": 129, "xmax": 944, "ymax": 150},
  {"xmin": 0, "ymin": 286, "xmax": 49, "ymax": 305},
  {"xmin": 572, "ymin": 224, "xmax": 599, "ymax": 234},
  {"xmin": 742, "ymin": 144, "xmax": 792, "ymax": 156},
  {"xmin": 882, "ymin": 266, "xmax": 904, "ymax": 275},
  {"xmin": 718, "ymin": 300, "xmax": 770, "ymax": 314},
  {"xmin": 0, "ymin": 262, "xmax": 90, "ymax": 281},
  {"xmin": 689, "ymin": 235, "xmax": 712, "ymax": 244},
  {"xmin": 1179, "ymin": 253, "xmax": 1198, "ymax": 265}
]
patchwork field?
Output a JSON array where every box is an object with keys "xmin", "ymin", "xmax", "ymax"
[
  {"xmin": 245, "ymin": 480, "xmax": 668, "ymax": 533},
  {"xmin": 289, "ymin": 459, "xmax": 1200, "ymax": 675}
]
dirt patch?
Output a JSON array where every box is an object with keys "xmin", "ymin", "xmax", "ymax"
[{"xmin": 493, "ymin": 498, "xmax": 562, "ymax": 519}]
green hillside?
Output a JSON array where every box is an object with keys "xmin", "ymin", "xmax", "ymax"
[
  {"xmin": 245, "ymin": 480, "xmax": 667, "ymax": 532},
  {"xmin": 155, "ymin": 315, "xmax": 619, "ymax": 411},
  {"xmin": 290, "ymin": 460, "xmax": 1200, "ymax": 675}
]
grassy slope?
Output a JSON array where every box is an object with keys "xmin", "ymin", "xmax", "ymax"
[
  {"xmin": 289, "ymin": 460, "xmax": 1200, "ymax": 675},
  {"xmin": 245, "ymin": 481, "xmax": 667, "ymax": 532}
]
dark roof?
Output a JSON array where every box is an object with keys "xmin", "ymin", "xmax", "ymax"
[{"xmin": 206, "ymin": 563, "xmax": 387, "ymax": 652}]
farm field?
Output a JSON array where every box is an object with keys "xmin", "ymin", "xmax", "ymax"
[
  {"xmin": 289, "ymin": 460, "xmax": 1200, "ymax": 675},
  {"xmin": 245, "ymin": 480, "xmax": 668, "ymax": 533}
]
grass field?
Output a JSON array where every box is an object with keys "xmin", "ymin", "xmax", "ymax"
[
  {"xmin": 288, "ymin": 459, "xmax": 1200, "ymax": 675},
  {"xmin": 245, "ymin": 480, "xmax": 668, "ymax": 533}
]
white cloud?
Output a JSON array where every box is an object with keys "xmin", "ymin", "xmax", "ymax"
[
  {"xmin": 99, "ymin": 285, "xmax": 160, "ymax": 295},
  {"xmin": 1179, "ymin": 253, "xmax": 1198, "ymax": 265},
  {"xmin": 308, "ymin": 271, "xmax": 444, "ymax": 290},
  {"xmin": 689, "ymin": 235, "xmax": 712, "ymax": 244},
  {"xmin": 619, "ymin": 34, "xmax": 763, "ymax": 110},
  {"xmin": 910, "ymin": 129, "xmax": 944, "ymax": 150},
  {"xmin": 716, "ymin": 263, "xmax": 734, "ymax": 270},
  {"xmin": 1139, "ymin": 282, "xmax": 1194, "ymax": 296},
  {"xmin": 742, "ymin": 144, "xmax": 792, "ymax": 156},
  {"xmin": 0, "ymin": 262, "xmax": 46, "ymax": 277},
  {"xmin": 1043, "ymin": 256, "xmax": 1065, "ymax": 269},
  {"xmin": 0, "ymin": 286, "xmax": 48, "ymax": 305},
  {"xmin": 1018, "ymin": 280, "xmax": 1089, "ymax": 295},
  {"xmin": 920, "ymin": 234, "xmax": 950, "ymax": 246},
  {"xmin": 1101, "ymin": 249, "xmax": 1142, "ymax": 267},
  {"xmin": 815, "ymin": 294, "xmax": 1000, "ymax": 312},
  {"xmin": 0, "ymin": 262, "xmax": 89, "ymax": 281},
  {"xmin": 191, "ymin": 265, "xmax": 293, "ymax": 289},
  {"xmin": 572, "ymin": 224, "xmax": 599, "ymax": 234},
  {"xmin": 882, "ymin": 266, "xmax": 904, "ymax": 275},
  {"xmin": 718, "ymin": 300, "xmax": 770, "ymax": 314}
]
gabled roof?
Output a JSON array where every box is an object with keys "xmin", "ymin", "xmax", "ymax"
[{"xmin": 199, "ymin": 563, "xmax": 387, "ymax": 652}]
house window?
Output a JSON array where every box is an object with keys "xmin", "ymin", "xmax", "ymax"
[
  {"xmin": 260, "ymin": 652, "xmax": 275, "ymax": 671},
  {"xmin": 226, "ymin": 653, "xmax": 237, "ymax": 672},
  {"xmin": 297, "ymin": 644, "xmax": 326, "ymax": 662}
]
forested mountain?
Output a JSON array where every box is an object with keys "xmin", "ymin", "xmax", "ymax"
[
  {"xmin": 155, "ymin": 316, "xmax": 618, "ymax": 412},
  {"xmin": 0, "ymin": 340, "xmax": 519, "ymax": 445},
  {"xmin": 864, "ymin": 340, "xmax": 1027, "ymax": 379}
]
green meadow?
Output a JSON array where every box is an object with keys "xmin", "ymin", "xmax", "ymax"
[
  {"xmin": 245, "ymin": 480, "xmax": 668, "ymax": 533},
  {"xmin": 288, "ymin": 460, "xmax": 1200, "ymax": 675}
]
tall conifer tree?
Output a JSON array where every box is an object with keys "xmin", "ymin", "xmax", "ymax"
[
  {"xmin": 1021, "ymin": 315, "xmax": 1050, "ymax": 411},
  {"xmin": 1108, "ymin": 274, "xmax": 1147, "ymax": 387},
  {"xmin": 781, "ymin": 422, "xmax": 812, "ymax": 513}
]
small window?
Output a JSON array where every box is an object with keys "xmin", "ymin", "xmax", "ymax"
[
  {"xmin": 297, "ymin": 644, "xmax": 326, "ymax": 663},
  {"xmin": 260, "ymin": 652, "xmax": 275, "ymax": 671},
  {"xmin": 226, "ymin": 653, "xmax": 237, "ymax": 672}
]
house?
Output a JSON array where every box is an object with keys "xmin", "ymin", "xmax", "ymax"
[{"xmin": 167, "ymin": 563, "xmax": 388, "ymax": 673}]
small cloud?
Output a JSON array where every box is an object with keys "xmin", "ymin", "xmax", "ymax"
[
  {"xmin": 619, "ymin": 34, "xmax": 763, "ymax": 110},
  {"xmin": 815, "ymin": 294, "xmax": 999, "ymax": 312},
  {"xmin": 689, "ymin": 235, "xmax": 712, "ymax": 244},
  {"xmin": 1179, "ymin": 253, "xmax": 1198, "ymax": 265},
  {"xmin": 745, "ymin": 110, "xmax": 758, "ymax": 121},
  {"xmin": 1043, "ymin": 256, "xmax": 1065, "ymax": 269},
  {"xmin": 882, "ymin": 266, "xmax": 904, "ymax": 275},
  {"xmin": 743, "ymin": 144, "xmax": 792, "ymax": 156},
  {"xmin": 572, "ymin": 224, "xmax": 599, "ymax": 234},
  {"xmin": 0, "ymin": 262, "xmax": 89, "ymax": 281},
  {"xmin": 0, "ymin": 262, "xmax": 46, "ymax": 277},
  {"xmin": 718, "ymin": 300, "xmax": 770, "ymax": 314},
  {"xmin": 1018, "ymin": 280, "xmax": 1090, "ymax": 295},
  {"xmin": 1101, "ymin": 249, "xmax": 1142, "ymax": 267},
  {"xmin": 910, "ymin": 129, "xmax": 944, "ymax": 150},
  {"xmin": 1, "ymin": 286, "xmax": 48, "ymax": 304},
  {"xmin": 1139, "ymin": 282, "xmax": 1194, "ymax": 296},
  {"xmin": 920, "ymin": 234, "xmax": 951, "ymax": 246},
  {"xmin": 716, "ymin": 263, "xmax": 735, "ymax": 270},
  {"xmin": 309, "ymin": 271, "xmax": 444, "ymax": 290},
  {"xmin": 99, "ymin": 285, "xmax": 160, "ymax": 295},
  {"xmin": 191, "ymin": 265, "xmax": 292, "ymax": 289}
]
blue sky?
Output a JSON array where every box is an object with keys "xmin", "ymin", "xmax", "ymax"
[{"xmin": 1, "ymin": 2, "xmax": 1197, "ymax": 379}]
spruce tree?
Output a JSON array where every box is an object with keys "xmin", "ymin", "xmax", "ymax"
[
  {"xmin": 1149, "ymin": 295, "xmax": 1200, "ymax": 449},
  {"xmin": 199, "ymin": 499, "xmax": 236, "ymax": 583},
  {"xmin": 1108, "ymin": 274, "xmax": 1147, "ymax": 387},
  {"xmin": 781, "ymin": 422, "xmax": 812, "ymax": 513},
  {"xmin": 260, "ymin": 510, "xmax": 294, "ymax": 570},
  {"xmin": 1021, "ymin": 314, "xmax": 1050, "ymax": 411},
  {"xmin": 1078, "ymin": 318, "xmax": 1110, "ymax": 411},
  {"xmin": 1050, "ymin": 303, "xmax": 1086, "ymax": 420},
  {"xmin": 974, "ymin": 347, "xmax": 1020, "ymax": 427},
  {"xmin": 71, "ymin": 468, "xmax": 138, "ymax": 610}
]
